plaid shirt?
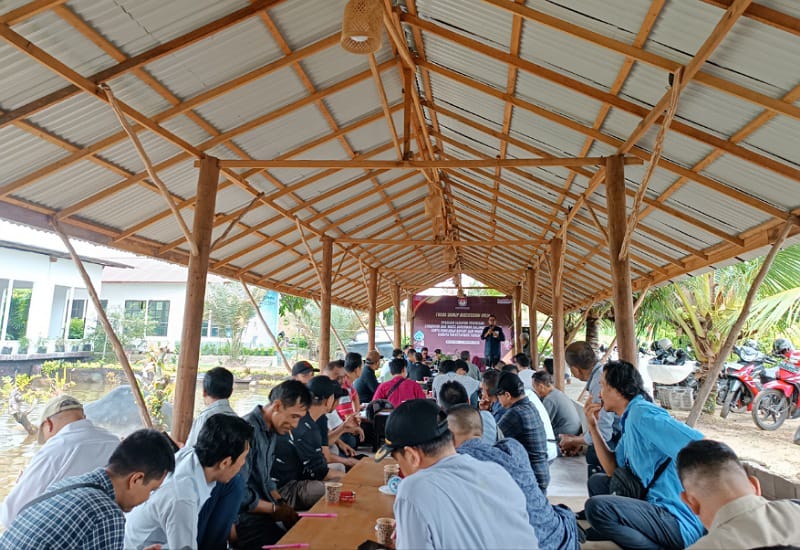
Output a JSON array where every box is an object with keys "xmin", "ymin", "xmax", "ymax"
[
  {"xmin": 496, "ymin": 396, "xmax": 550, "ymax": 493},
  {"xmin": 0, "ymin": 467, "xmax": 124, "ymax": 549}
]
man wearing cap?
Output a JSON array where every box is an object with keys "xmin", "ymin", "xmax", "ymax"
[
  {"xmin": 0, "ymin": 394, "xmax": 119, "ymax": 527},
  {"xmin": 492, "ymin": 372, "xmax": 551, "ymax": 493},
  {"xmin": 290, "ymin": 360, "xmax": 318, "ymax": 384},
  {"xmin": 354, "ymin": 349, "xmax": 382, "ymax": 404},
  {"xmin": 273, "ymin": 376, "xmax": 347, "ymax": 510},
  {"xmin": 375, "ymin": 399, "xmax": 538, "ymax": 549}
]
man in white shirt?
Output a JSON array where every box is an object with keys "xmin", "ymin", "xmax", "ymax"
[
  {"xmin": 0, "ymin": 394, "xmax": 119, "ymax": 527},
  {"xmin": 124, "ymin": 414, "xmax": 253, "ymax": 550},
  {"xmin": 678, "ymin": 439, "xmax": 800, "ymax": 549},
  {"xmin": 513, "ymin": 353, "xmax": 535, "ymax": 390},
  {"xmin": 375, "ymin": 399, "xmax": 538, "ymax": 550},
  {"xmin": 432, "ymin": 360, "xmax": 479, "ymax": 405},
  {"xmin": 185, "ymin": 367, "xmax": 237, "ymax": 447}
]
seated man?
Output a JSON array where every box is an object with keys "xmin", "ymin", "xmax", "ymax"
[
  {"xmin": 559, "ymin": 341, "xmax": 619, "ymax": 478},
  {"xmin": 273, "ymin": 376, "xmax": 347, "ymax": 510},
  {"xmin": 491, "ymin": 372, "xmax": 550, "ymax": 493},
  {"xmin": 321, "ymin": 360, "xmax": 362, "ymax": 468},
  {"xmin": 438, "ymin": 380, "xmax": 499, "ymax": 444},
  {"xmin": 432, "ymin": 359, "xmax": 479, "ymax": 404},
  {"xmin": 406, "ymin": 351, "xmax": 432, "ymax": 382},
  {"xmin": 185, "ymin": 367, "xmax": 244, "ymax": 550},
  {"xmin": 124, "ymin": 415, "xmax": 254, "ymax": 549},
  {"xmin": 375, "ymin": 399, "xmax": 538, "ymax": 549},
  {"xmin": 0, "ymin": 394, "xmax": 119, "ymax": 527},
  {"xmin": 514, "ymin": 353, "xmax": 534, "ymax": 389},
  {"xmin": 0, "ymin": 429, "xmax": 175, "ymax": 549},
  {"xmin": 459, "ymin": 350, "xmax": 481, "ymax": 380},
  {"xmin": 532, "ymin": 370, "xmax": 582, "ymax": 439},
  {"xmin": 354, "ymin": 349, "xmax": 381, "ymax": 404},
  {"xmin": 338, "ymin": 353, "xmax": 364, "ymax": 451},
  {"xmin": 447, "ymin": 405, "xmax": 579, "ymax": 550},
  {"xmin": 237, "ymin": 380, "xmax": 311, "ymax": 550},
  {"xmin": 289, "ymin": 360, "xmax": 318, "ymax": 384},
  {"xmin": 678, "ymin": 439, "xmax": 800, "ymax": 548},
  {"xmin": 584, "ymin": 360, "xmax": 704, "ymax": 550},
  {"xmin": 372, "ymin": 357, "xmax": 426, "ymax": 407}
]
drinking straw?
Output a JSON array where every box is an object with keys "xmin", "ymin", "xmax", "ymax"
[{"xmin": 298, "ymin": 513, "xmax": 338, "ymax": 518}]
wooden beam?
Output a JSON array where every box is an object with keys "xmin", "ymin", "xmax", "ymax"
[
  {"xmin": 700, "ymin": 0, "xmax": 800, "ymax": 36},
  {"xmin": 0, "ymin": 0, "xmax": 291, "ymax": 128},
  {"xmin": 513, "ymin": 284, "xmax": 522, "ymax": 354},
  {"xmin": 335, "ymin": 238, "xmax": 537, "ymax": 246},
  {"xmin": 550, "ymin": 237, "xmax": 565, "ymax": 390},
  {"xmin": 392, "ymin": 283, "xmax": 402, "ymax": 349},
  {"xmin": 211, "ymin": 157, "xmax": 641, "ymax": 169},
  {"xmin": 172, "ymin": 157, "xmax": 219, "ymax": 442},
  {"xmin": 319, "ymin": 236, "xmax": 333, "ymax": 367},
  {"xmin": 0, "ymin": 0, "xmax": 67, "ymax": 25},
  {"xmin": 368, "ymin": 267, "xmax": 378, "ymax": 351},
  {"xmin": 527, "ymin": 267, "xmax": 538, "ymax": 368},
  {"xmin": 605, "ymin": 155, "xmax": 637, "ymax": 364}
]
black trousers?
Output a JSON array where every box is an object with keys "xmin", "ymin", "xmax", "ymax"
[{"xmin": 235, "ymin": 512, "xmax": 285, "ymax": 550}]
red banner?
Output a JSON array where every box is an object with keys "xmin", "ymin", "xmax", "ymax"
[{"xmin": 411, "ymin": 295, "xmax": 514, "ymax": 359}]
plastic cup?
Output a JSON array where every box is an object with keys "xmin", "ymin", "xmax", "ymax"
[
  {"xmin": 383, "ymin": 464, "xmax": 400, "ymax": 485},
  {"xmin": 325, "ymin": 481, "xmax": 343, "ymax": 503},
  {"xmin": 375, "ymin": 517, "xmax": 396, "ymax": 545}
]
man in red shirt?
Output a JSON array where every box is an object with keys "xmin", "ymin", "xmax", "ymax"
[{"xmin": 372, "ymin": 358, "xmax": 426, "ymax": 408}]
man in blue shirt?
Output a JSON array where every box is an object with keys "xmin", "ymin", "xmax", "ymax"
[
  {"xmin": 448, "ymin": 405, "xmax": 579, "ymax": 550},
  {"xmin": 491, "ymin": 371, "xmax": 550, "ymax": 492},
  {"xmin": 584, "ymin": 360, "xmax": 705, "ymax": 550},
  {"xmin": 0, "ymin": 429, "xmax": 175, "ymax": 550},
  {"xmin": 375, "ymin": 399, "xmax": 538, "ymax": 549}
]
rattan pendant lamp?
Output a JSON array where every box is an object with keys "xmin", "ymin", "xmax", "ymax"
[{"xmin": 341, "ymin": 0, "xmax": 383, "ymax": 54}]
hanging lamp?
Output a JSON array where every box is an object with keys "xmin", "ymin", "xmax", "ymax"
[{"xmin": 341, "ymin": 0, "xmax": 383, "ymax": 54}]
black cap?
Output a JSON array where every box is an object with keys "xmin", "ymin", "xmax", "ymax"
[
  {"xmin": 375, "ymin": 399, "xmax": 449, "ymax": 462},
  {"xmin": 307, "ymin": 375, "xmax": 347, "ymax": 400},
  {"xmin": 291, "ymin": 360, "xmax": 318, "ymax": 377},
  {"xmin": 488, "ymin": 371, "xmax": 525, "ymax": 395}
]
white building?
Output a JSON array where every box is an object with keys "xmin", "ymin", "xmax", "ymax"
[{"xmin": 0, "ymin": 240, "xmax": 116, "ymax": 353}]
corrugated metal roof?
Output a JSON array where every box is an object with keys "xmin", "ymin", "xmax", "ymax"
[{"xmin": 0, "ymin": 0, "xmax": 796, "ymax": 313}]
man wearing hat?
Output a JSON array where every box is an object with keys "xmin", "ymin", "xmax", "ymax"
[
  {"xmin": 0, "ymin": 394, "xmax": 120, "ymax": 527},
  {"xmin": 354, "ymin": 349, "xmax": 382, "ymax": 404},
  {"xmin": 290, "ymin": 360, "xmax": 318, "ymax": 384},
  {"xmin": 492, "ymin": 371, "xmax": 551, "ymax": 493},
  {"xmin": 273, "ymin": 376, "xmax": 348, "ymax": 510},
  {"xmin": 375, "ymin": 399, "xmax": 538, "ymax": 549}
]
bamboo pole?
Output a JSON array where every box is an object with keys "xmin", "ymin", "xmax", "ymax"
[
  {"xmin": 513, "ymin": 284, "xmax": 522, "ymax": 354},
  {"xmin": 51, "ymin": 219, "xmax": 152, "ymax": 428},
  {"xmin": 605, "ymin": 154, "xmax": 638, "ymax": 364},
  {"xmin": 551, "ymin": 237, "xmax": 565, "ymax": 390},
  {"xmin": 319, "ymin": 235, "xmax": 333, "ymax": 366},
  {"xmin": 392, "ymin": 283, "xmax": 402, "ymax": 349},
  {"xmin": 600, "ymin": 283, "xmax": 652, "ymax": 364},
  {"xmin": 527, "ymin": 268, "xmax": 539, "ymax": 368},
  {"xmin": 172, "ymin": 157, "xmax": 219, "ymax": 442},
  {"xmin": 368, "ymin": 268, "xmax": 378, "ymax": 351},
  {"xmin": 210, "ymin": 156, "xmax": 644, "ymax": 169},
  {"xmin": 686, "ymin": 216, "xmax": 799, "ymax": 427},
  {"xmin": 241, "ymin": 280, "xmax": 291, "ymax": 373}
]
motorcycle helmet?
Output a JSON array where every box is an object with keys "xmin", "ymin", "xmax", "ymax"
[
  {"xmin": 772, "ymin": 338, "xmax": 794, "ymax": 356},
  {"xmin": 743, "ymin": 339, "xmax": 759, "ymax": 350},
  {"xmin": 656, "ymin": 338, "xmax": 673, "ymax": 352}
]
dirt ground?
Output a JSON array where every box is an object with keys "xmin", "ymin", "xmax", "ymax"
[{"xmin": 676, "ymin": 410, "xmax": 800, "ymax": 482}]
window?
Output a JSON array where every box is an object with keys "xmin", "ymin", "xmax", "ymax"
[
  {"xmin": 147, "ymin": 300, "xmax": 170, "ymax": 337},
  {"xmin": 70, "ymin": 299, "xmax": 86, "ymax": 320},
  {"xmin": 202, "ymin": 314, "xmax": 221, "ymax": 337},
  {"xmin": 124, "ymin": 300, "xmax": 146, "ymax": 317}
]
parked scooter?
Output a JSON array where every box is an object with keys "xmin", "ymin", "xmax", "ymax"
[
  {"xmin": 646, "ymin": 340, "xmax": 699, "ymax": 409},
  {"xmin": 717, "ymin": 341, "xmax": 777, "ymax": 418},
  {"xmin": 751, "ymin": 360, "xmax": 800, "ymax": 430}
]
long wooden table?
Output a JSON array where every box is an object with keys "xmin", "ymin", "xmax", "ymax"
[{"xmin": 277, "ymin": 458, "xmax": 397, "ymax": 548}]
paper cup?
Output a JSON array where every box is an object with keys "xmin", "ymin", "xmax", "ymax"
[
  {"xmin": 376, "ymin": 517, "xmax": 396, "ymax": 545},
  {"xmin": 325, "ymin": 481, "xmax": 343, "ymax": 503}
]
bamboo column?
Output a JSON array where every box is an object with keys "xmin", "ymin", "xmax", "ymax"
[
  {"xmin": 367, "ymin": 267, "xmax": 378, "ymax": 350},
  {"xmin": 551, "ymin": 237, "xmax": 565, "ymax": 390},
  {"xmin": 406, "ymin": 294, "xmax": 413, "ymax": 344},
  {"xmin": 52, "ymin": 221, "xmax": 152, "ymax": 428},
  {"xmin": 605, "ymin": 154, "xmax": 637, "ymax": 364},
  {"xmin": 527, "ymin": 268, "xmax": 538, "ymax": 368},
  {"xmin": 392, "ymin": 283, "xmax": 402, "ymax": 349},
  {"xmin": 513, "ymin": 284, "xmax": 522, "ymax": 354},
  {"xmin": 319, "ymin": 236, "xmax": 333, "ymax": 367},
  {"xmin": 172, "ymin": 156, "xmax": 219, "ymax": 442}
]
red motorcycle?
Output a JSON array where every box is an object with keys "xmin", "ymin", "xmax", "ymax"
[
  {"xmin": 717, "ymin": 343, "xmax": 776, "ymax": 418},
  {"xmin": 751, "ymin": 361, "xmax": 800, "ymax": 430}
]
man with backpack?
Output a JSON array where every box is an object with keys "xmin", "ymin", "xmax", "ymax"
[{"xmin": 372, "ymin": 358, "xmax": 426, "ymax": 408}]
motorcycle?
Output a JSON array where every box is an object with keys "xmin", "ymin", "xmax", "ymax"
[
  {"xmin": 646, "ymin": 340, "xmax": 699, "ymax": 410},
  {"xmin": 751, "ymin": 361, "xmax": 800, "ymax": 430},
  {"xmin": 717, "ymin": 343, "xmax": 778, "ymax": 419}
]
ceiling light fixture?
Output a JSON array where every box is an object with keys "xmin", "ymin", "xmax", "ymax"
[{"xmin": 341, "ymin": 0, "xmax": 383, "ymax": 54}]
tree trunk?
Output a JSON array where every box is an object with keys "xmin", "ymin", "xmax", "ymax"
[{"xmin": 585, "ymin": 308, "xmax": 600, "ymax": 350}]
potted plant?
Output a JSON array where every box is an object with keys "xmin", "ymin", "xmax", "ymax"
[
  {"xmin": 36, "ymin": 337, "xmax": 48, "ymax": 354},
  {"xmin": 54, "ymin": 338, "xmax": 65, "ymax": 352},
  {"xmin": 18, "ymin": 336, "xmax": 29, "ymax": 354},
  {"xmin": 81, "ymin": 339, "xmax": 92, "ymax": 352}
]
